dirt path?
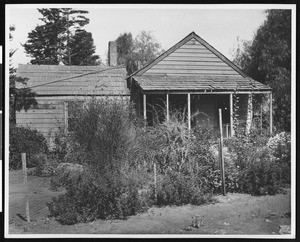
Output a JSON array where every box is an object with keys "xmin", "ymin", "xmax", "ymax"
[{"xmin": 8, "ymin": 170, "xmax": 291, "ymax": 235}]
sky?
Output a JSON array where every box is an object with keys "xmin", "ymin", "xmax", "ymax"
[{"xmin": 6, "ymin": 4, "xmax": 270, "ymax": 67}]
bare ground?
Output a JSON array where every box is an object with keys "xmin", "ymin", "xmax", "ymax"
[{"xmin": 8, "ymin": 169, "xmax": 291, "ymax": 235}]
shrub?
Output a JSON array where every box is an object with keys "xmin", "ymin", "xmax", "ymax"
[
  {"xmin": 48, "ymin": 166, "xmax": 151, "ymax": 224},
  {"xmin": 155, "ymin": 169, "xmax": 212, "ymax": 206},
  {"xmin": 9, "ymin": 125, "xmax": 48, "ymax": 169},
  {"xmin": 49, "ymin": 162, "xmax": 84, "ymax": 191},
  {"xmin": 267, "ymin": 132, "xmax": 291, "ymax": 163},
  {"xmin": 31, "ymin": 153, "xmax": 59, "ymax": 177},
  {"xmin": 237, "ymin": 148, "xmax": 285, "ymax": 195},
  {"xmin": 48, "ymin": 98, "xmax": 152, "ymax": 224},
  {"xmin": 224, "ymin": 131, "xmax": 290, "ymax": 195},
  {"xmin": 51, "ymin": 124, "xmax": 68, "ymax": 162}
]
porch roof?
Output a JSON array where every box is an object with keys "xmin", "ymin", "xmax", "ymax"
[{"xmin": 133, "ymin": 75, "xmax": 271, "ymax": 93}]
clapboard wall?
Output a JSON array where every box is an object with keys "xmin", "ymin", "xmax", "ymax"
[
  {"xmin": 16, "ymin": 96, "xmax": 130, "ymax": 145},
  {"xmin": 144, "ymin": 38, "xmax": 241, "ymax": 76},
  {"xmin": 16, "ymin": 97, "xmax": 65, "ymax": 140}
]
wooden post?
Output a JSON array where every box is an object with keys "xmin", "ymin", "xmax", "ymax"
[
  {"xmin": 245, "ymin": 93, "xmax": 253, "ymax": 135},
  {"xmin": 269, "ymin": 92, "xmax": 273, "ymax": 135},
  {"xmin": 260, "ymin": 102, "xmax": 263, "ymax": 135},
  {"xmin": 22, "ymin": 153, "xmax": 30, "ymax": 222},
  {"xmin": 166, "ymin": 93, "xmax": 170, "ymax": 122},
  {"xmin": 187, "ymin": 93, "xmax": 191, "ymax": 130},
  {"xmin": 218, "ymin": 109, "xmax": 226, "ymax": 196},
  {"xmin": 230, "ymin": 93, "xmax": 234, "ymax": 137},
  {"xmin": 143, "ymin": 94, "xmax": 147, "ymax": 123},
  {"xmin": 64, "ymin": 102, "xmax": 68, "ymax": 133},
  {"xmin": 225, "ymin": 124, "xmax": 229, "ymax": 139},
  {"xmin": 153, "ymin": 162, "xmax": 157, "ymax": 202}
]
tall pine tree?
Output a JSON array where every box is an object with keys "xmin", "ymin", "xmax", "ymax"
[
  {"xmin": 23, "ymin": 8, "xmax": 99, "ymax": 65},
  {"xmin": 63, "ymin": 29, "xmax": 100, "ymax": 65}
]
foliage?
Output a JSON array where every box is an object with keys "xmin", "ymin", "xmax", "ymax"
[
  {"xmin": 48, "ymin": 166, "xmax": 151, "ymax": 224},
  {"xmin": 47, "ymin": 99, "xmax": 291, "ymax": 224},
  {"xmin": 233, "ymin": 10, "xmax": 291, "ymax": 131},
  {"xmin": 155, "ymin": 169, "xmax": 212, "ymax": 206},
  {"xmin": 115, "ymin": 32, "xmax": 134, "ymax": 66},
  {"xmin": 51, "ymin": 125, "xmax": 68, "ymax": 162},
  {"xmin": 225, "ymin": 130, "xmax": 291, "ymax": 195},
  {"xmin": 31, "ymin": 153, "xmax": 59, "ymax": 177},
  {"xmin": 115, "ymin": 31, "xmax": 163, "ymax": 74},
  {"xmin": 63, "ymin": 29, "xmax": 100, "ymax": 65},
  {"xmin": 267, "ymin": 132, "xmax": 291, "ymax": 163},
  {"xmin": 130, "ymin": 111, "xmax": 218, "ymax": 206},
  {"xmin": 9, "ymin": 25, "xmax": 37, "ymax": 124},
  {"xmin": 48, "ymin": 98, "xmax": 152, "ymax": 224},
  {"xmin": 23, "ymin": 8, "xmax": 100, "ymax": 65},
  {"xmin": 237, "ymin": 148, "xmax": 288, "ymax": 195},
  {"xmin": 9, "ymin": 125, "xmax": 48, "ymax": 170}
]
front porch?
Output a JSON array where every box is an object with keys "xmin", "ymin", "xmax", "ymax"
[{"xmin": 134, "ymin": 91, "xmax": 273, "ymax": 137}]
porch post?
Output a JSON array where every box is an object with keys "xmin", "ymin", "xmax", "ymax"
[
  {"xmin": 245, "ymin": 93, "xmax": 253, "ymax": 135},
  {"xmin": 230, "ymin": 93, "xmax": 234, "ymax": 137},
  {"xmin": 166, "ymin": 93, "xmax": 170, "ymax": 122},
  {"xmin": 143, "ymin": 94, "xmax": 147, "ymax": 122},
  {"xmin": 188, "ymin": 93, "xmax": 191, "ymax": 130},
  {"xmin": 269, "ymin": 92, "xmax": 273, "ymax": 135}
]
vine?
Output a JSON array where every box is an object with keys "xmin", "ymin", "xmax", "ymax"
[{"xmin": 232, "ymin": 93, "xmax": 240, "ymax": 135}]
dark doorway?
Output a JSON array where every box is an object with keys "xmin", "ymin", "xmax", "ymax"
[{"xmin": 217, "ymin": 95, "xmax": 230, "ymax": 125}]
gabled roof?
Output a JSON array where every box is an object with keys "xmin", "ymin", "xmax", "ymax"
[
  {"xmin": 133, "ymin": 75, "xmax": 271, "ymax": 92},
  {"xmin": 16, "ymin": 64, "xmax": 130, "ymax": 96},
  {"xmin": 130, "ymin": 31, "xmax": 247, "ymax": 78},
  {"xmin": 129, "ymin": 32, "xmax": 271, "ymax": 93}
]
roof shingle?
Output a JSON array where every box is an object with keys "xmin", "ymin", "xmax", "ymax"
[
  {"xmin": 133, "ymin": 75, "xmax": 271, "ymax": 92},
  {"xmin": 16, "ymin": 64, "xmax": 130, "ymax": 96}
]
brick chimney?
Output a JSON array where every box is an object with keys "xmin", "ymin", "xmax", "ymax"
[{"xmin": 108, "ymin": 41, "xmax": 117, "ymax": 66}]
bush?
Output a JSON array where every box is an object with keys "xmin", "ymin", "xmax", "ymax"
[
  {"xmin": 155, "ymin": 169, "xmax": 212, "ymax": 206},
  {"xmin": 237, "ymin": 148, "xmax": 285, "ymax": 195},
  {"xmin": 51, "ymin": 125, "xmax": 68, "ymax": 162},
  {"xmin": 48, "ymin": 167, "xmax": 151, "ymax": 224},
  {"xmin": 31, "ymin": 153, "xmax": 59, "ymax": 177},
  {"xmin": 267, "ymin": 132, "xmax": 291, "ymax": 163},
  {"xmin": 140, "ymin": 116, "xmax": 217, "ymax": 206},
  {"xmin": 48, "ymin": 98, "xmax": 152, "ymax": 224},
  {"xmin": 224, "ymin": 131, "xmax": 291, "ymax": 195},
  {"xmin": 9, "ymin": 125, "xmax": 48, "ymax": 170}
]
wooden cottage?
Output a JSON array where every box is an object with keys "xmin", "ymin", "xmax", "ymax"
[
  {"xmin": 127, "ymin": 32, "xmax": 273, "ymax": 136},
  {"xmin": 16, "ymin": 42, "xmax": 129, "ymax": 144}
]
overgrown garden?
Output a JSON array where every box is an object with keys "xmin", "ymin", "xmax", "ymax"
[{"xmin": 9, "ymin": 98, "xmax": 291, "ymax": 225}]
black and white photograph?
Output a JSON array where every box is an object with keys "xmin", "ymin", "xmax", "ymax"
[{"xmin": 4, "ymin": 4, "xmax": 295, "ymax": 238}]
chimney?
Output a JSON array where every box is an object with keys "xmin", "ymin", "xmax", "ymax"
[{"xmin": 108, "ymin": 41, "xmax": 117, "ymax": 66}]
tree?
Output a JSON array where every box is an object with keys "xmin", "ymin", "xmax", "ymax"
[
  {"xmin": 233, "ymin": 10, "xmax": 291, "ymax": 132},
  {"xmin": 10, "ymin": 26, "xmax": 37, "ymax": 124},
  {"xmin": 115, "ymin": 31, "xmax": 163, "ymax": 74},
  {"xmin": 23, "ymin": 8, "xmax": 99, "ymax": 65},
  {"xmin": 115, "ymin": 32, "xmax": 134, "ymax": 66},
  {"xmin": 63, "ymin": 29, "xmax": 100, "ymax": 65}
]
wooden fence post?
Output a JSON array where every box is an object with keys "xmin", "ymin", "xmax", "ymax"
[
  {"xmin": 153, "ymin": 162, "xmax": 157, "ymax": 202},
  {"xmin": 22, "ymin": 153, "xmax": 30, "ymax": 222},
  {"xmin": 218, "ymin": 109, "xmax": 226, "ymax": 196}
]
